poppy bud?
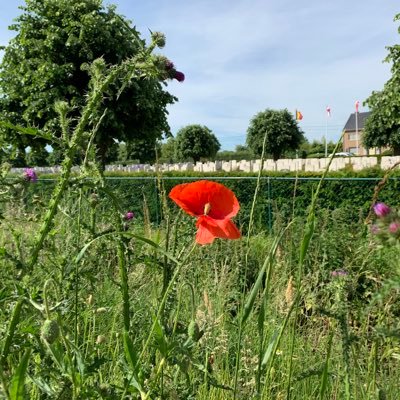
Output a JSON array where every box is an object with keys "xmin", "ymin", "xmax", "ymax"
[
  {"xmin": 96, "ymin": 335, "xmax": 106, "ymax": 344},
  {"xmin": 188, "ymin": 320, "xmax": 201, "ymax": 341},
  {"xmin": 41, "ymin": 319, "xmax": 60, "ymax": 344},
  {"xmin": 86, "ymin": 294, "xmax": 94, "ymax": 306}
]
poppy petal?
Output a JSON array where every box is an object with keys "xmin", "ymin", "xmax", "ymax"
[
  {"xmin": 195, "ymin": 223, "xmax": 218, "ymax": 245},
  {"xmin": 196, "ymin": 216, "xmax": 224, "ymax": 245},
  {"xmin": 169, "ymin": 180, "xmax": 239, "ymax": 219},
  {"xmin": 169, "ymin": 182, "xmax": 207, "ymax": 217},
  {"xmin": 206, "ymin": 183, "xmax": 240, "ymax": 220},
  {"xmin": 195, "ymin": 216, "xmax": 241, "ymax": 245},
  {"xmin": 216, "ymin": 219, "xmax": 241, "ymax": 240}
]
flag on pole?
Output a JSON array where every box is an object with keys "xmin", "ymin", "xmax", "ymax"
[
  {"xmin": 296, "ymin": 110, "xmax": 303, "ymax": 120},
  {"xmin": 355, "ymin": 100, "xmax": 360, "ymax": 113},
  {"xmin": 326, "ymin": 106, "xmax": 331, "ymax": 117}
]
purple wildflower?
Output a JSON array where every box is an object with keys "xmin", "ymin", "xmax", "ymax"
[
  {"xmin": 24, "ymin": 168, "xmax": 38, "ymax": 183},
  {"xmin": 173, "ymin": 71, "xmax": 185, "ymax": 82},
  {"xmin": 370, "ymin": 224, "xmax": 380, "ymax": 234},
  {"xmin": 331, "ymin": 269, "xmax": 348, "ymax": 277},
  {"xmin": 373, "ymin": 202, "xmax": 391, "ymax": 217},
  {"xmin": 165, "ymin": 60, "xmax": 174, "ymax": 70},
  {"xmin": 124, "ymin": 211, "xmax": 135, "ymax": 221},
  {"xmin": 388, "ymin": 221, "xmax": 400, "ymax": 234}
]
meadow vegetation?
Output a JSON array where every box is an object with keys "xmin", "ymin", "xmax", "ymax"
[
  {"xmin": 0, "ymin": 13, "xmax": 399, "ymax": 398},
  {"xmin": 1, "ymin": 162, "xmax": 400, "ymax": 399}
]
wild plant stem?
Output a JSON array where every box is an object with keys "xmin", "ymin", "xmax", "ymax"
[
  {"xmin": 234, "ymin": 131, "xmax": 268, "ymax": 399},
  {"xmin": 74, "ymin": 189, "xmax": 83, "ymax": 343},
  {"xmin": 122, "ymin": 242, "xmax": 196, "ymax": 399}
]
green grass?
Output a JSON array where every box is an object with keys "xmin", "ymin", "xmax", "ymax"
[{"xmin": 1, "ymin": 178, "xmax": 400, "ymax": 400}]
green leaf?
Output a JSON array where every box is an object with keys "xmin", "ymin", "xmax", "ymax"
[
  {"xmin": 0, "ymin": 121, "xmax": 62, "ymax": 146},
  {"xmin": 152, "ymin": 314, "xmax": 168, "ymax": 357},
  {"xmin": 123, "ymin": 331, "xmax": 138, "ymax": 370},
  {"xmin": 9, "ymin": 349, "xmax": 32, "ymax": 400},
  {"xmin": 75, "ymin": 231, "xmax": 179, "ymax": 265},
  {"xmin": 319, "ymin": 330, "xmax": 334, "ymax": 399},
  {"xmin": 261, "ymin": 330, "xmax": 279, "ymax": 369}
]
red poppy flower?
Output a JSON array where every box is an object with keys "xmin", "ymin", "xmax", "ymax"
[{"xmin": 169, "ymin": 180, "xmax": 241, "ymax": 245}]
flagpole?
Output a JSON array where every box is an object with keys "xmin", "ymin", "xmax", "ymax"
[
  {"xmin": 325, "ymin": 106, "xmax": 330, "ymax": 157},
  {"xmin": 355, "ymin": 100, "xmax": 359, "ymax": 155},
  {"xmin": 325, "ymin": 117, "xmax": 328, "ymax": 157},
  {"xmin": 355, "ymin": 111, "xmax": 359, "ymax": 155}
]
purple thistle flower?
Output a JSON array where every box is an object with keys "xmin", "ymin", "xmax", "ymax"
[
  {"xmin": 173, "ymin": 71, "xmax": 185, "ymax": 82},
  {"xmin": 24, "ymin": 168, "xmax": 38, "ymax": 183},
  {"xmin": 165, "ymin": 60, "xmax": 174, "ymax": 70},
  {"xmin": 370, "ymin": 224, "xmax": 380, "ymax": 234},
  {"xmin": 124, "ymin": 211, "xmax": 135, "ymax": 221},
  {"xmin": 331, "ymin": 269, "xmax": 348, "ymax": 277},
  {"xmin": 373, "ymin": 202, "xmax": 391, "ymax": 217},
  {"xmin": 388, "ymin": 221, "xmax": 400, "ymax": 234}
]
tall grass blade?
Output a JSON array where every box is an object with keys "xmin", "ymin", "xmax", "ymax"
[
  {"xmin": 319, "ymin": 330, "xmax": 333, "ymax": 399},
  {"xmin": 241, "ymin": 221, "xmax": 294, "ymax": 326}
]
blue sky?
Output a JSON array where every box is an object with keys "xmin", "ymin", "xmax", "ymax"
[{"xmin": 0, "ymin": 1, "xmax": 399, "ymax": 150}]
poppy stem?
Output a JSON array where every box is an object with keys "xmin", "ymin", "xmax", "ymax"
[{"xmin": 141, "ymin": 242, "xmax": 196, "ymax": 361}]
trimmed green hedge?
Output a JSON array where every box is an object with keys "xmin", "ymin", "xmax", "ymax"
[{"xmin": 20, "ymin": 169, "xmax": 400, "ymax": 231}]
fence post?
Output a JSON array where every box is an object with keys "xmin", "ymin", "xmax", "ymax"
[{"xmin": 267, "ymin": 176, "xmax": 272, "ymax": 231}]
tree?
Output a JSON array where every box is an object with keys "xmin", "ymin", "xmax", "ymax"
[
  {"xmin": 160, "ymin": 137, "xmax": 177, "ymax": 163},
  {"xmin": 0, "ymin": 0, "xmax": 183, "ymax": 166},
  {"xmin": 246, "ymin": 109, "xmax": 305, "ymax": 161},
  {"xmin": 299, "ymin": 139, "xmax": 336, "ymax": 158},
  {"xmin": 363, "ymin": 13, "xmax": 400, "ymax": 154},
  {"xmin": 216, "ymin": 145, "xmax": 254, "ymax": 161},
  {"xmin": 26, "ymin": 146, "xmax": 49, "ymax": 167},
  {"xmin": 175, "ymin": 125, "xmax": 221, "ymax": 163}
]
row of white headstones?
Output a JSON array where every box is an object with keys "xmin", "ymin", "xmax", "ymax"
[{"xmin": 11, "ymin": 155, "xmax": 400, "ymax": 174}]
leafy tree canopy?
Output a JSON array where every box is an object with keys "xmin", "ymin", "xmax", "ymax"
[
  {"xmin": 175, "ymin": 125, "xmax": 221, "ymax": 163},
  {"xmin": 159, "ymin": 137, "xmax": 177, "ymax": 163},
  {"xmin": 0, "ymin": 0, "xmax": 183, "ymax": 166},
  {"xmin": 246, "ymin": 109, "xmax": 305, "ymax": 161},
  {"xmin": 363, "ymin": 13, "xmax": 400, "ymax": 154}
]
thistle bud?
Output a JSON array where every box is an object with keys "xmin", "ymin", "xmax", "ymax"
[
  {"xmin": 373, "ymin": 202, "xmax": 391, "ymax": 217},
  {"xmin": 89, "ymin": 193, "xmax": 99, "ymax": 208},
  {"xmin": 124, "ymin": 211, "xmax": 134, "ymax": 221},
  {"xmin": 41, "ymin": 319, "xmax": 60, "ymax": 344},
  {"xmin": 151, "ymin": 31, "xmax": 166, "ymax": 48}
]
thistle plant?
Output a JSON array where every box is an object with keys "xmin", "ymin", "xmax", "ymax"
[
  {"xmin": 26, "ymin": 34, "xmax": 182, "ymax": 271},
  {"xmin": 370, "ymin": 202, "xmax": 400, "ymax": 245}
]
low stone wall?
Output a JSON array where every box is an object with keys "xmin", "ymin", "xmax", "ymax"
[{"xmin": 10, "ymin": 156, "xmax": 400, "ymax": 175}]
